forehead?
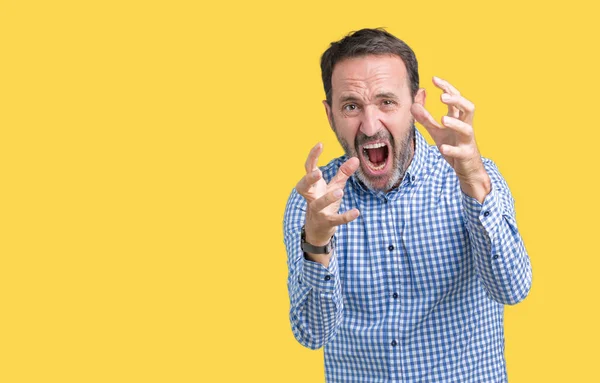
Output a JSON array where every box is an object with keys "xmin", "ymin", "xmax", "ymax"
[{"xmin": 331, "ymin": 55, "xmax": 409, "ymax": 99}]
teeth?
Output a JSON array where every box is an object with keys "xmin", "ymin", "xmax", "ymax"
[
  {"xmin": 369, "ymin": 161, "xmax": 386, "ymax": 170},
  {"xmin": 361, "ymin": 142, "xmax": 387, "ymax": 171},
  {"xmin": 363, "ymin": 142, "xmax": 386, "ymax": 149},
  {"xmin": 365, "ymin": 157, "xmax": 386, "ymax": 171}
]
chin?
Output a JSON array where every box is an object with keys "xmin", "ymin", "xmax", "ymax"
[{"xmin": 357, "ymin": 168, "xmax": 399, "ymax": 192}]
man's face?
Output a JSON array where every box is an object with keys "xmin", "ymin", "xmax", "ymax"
[{"xmin": 324, "ymin": 55, "xmax": 425, "ymax": 191}]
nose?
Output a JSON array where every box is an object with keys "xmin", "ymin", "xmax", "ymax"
[{"xmin": 359, "ymin": 104, "xmax": 383, "ymax": 137}]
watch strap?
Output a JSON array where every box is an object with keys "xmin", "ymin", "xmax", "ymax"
[{"xmin": 301, "ymin": 225, "xmax": 333, "ymax": 254}]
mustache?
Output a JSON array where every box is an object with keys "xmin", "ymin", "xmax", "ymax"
[{"xmin": 355, "ymin": 130, "xmax": 393, "ymax": 147}]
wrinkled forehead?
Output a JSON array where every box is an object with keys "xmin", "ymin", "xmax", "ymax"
[{"xmin": 331, "ymin": 55, "xmax": 410, "ymax": 102}]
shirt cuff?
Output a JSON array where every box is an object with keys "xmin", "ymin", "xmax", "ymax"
[
  {"xmin": 462, "ymin": 184, "xmax": 503, "ymax": 238},
  {"xmin": 300, "ymin": 250, "xmax": 339, "ymax": 294}
]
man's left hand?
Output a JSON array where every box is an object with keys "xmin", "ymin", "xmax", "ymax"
[{"xmin": 411, "ymin": 76, "xmax": 491, "ymax": 203}]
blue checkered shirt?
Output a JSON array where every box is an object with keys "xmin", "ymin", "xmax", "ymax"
[{"xmin": 283, "ymin": 128, "xmax": 532, "ymax": 382}]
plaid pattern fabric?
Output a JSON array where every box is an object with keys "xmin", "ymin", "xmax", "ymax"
[{"xmin": 283, "ymin": 128, "xmax": 532, "ymax": 383}]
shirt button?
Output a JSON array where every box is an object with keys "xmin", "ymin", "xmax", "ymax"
[
  {"xmin": 391, "ymin": 340, "xmax": 397, "ymax": 347},
  {"xmin": 325, "ymin": 275, "xmax": 331, "ymax": 281},
  {"xmin": 392, "ymin": 292, "xmax": 398, "ymax": 299},
  {"xmin": 493, "ymin": 254, "xmax": 499, "ymax": 260},
  {"xmin": 388, "ymin": 245, "xmax": 395, "ymax": 251},
  {"xmin": 483, "ymin": 211, "xmax": 490, "ymax": 217},
  {"xmin": 411, "ymin": 175, "xmax": 416, "ymax": 182}
]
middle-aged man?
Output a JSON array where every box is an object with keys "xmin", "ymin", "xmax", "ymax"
[{"xmin": 283, "ymin": 28, "xmax": 532, "ymax": 382}]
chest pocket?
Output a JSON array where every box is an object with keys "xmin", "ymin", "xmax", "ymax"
[{"xmin": 402, "ymin": 193, "xmax": 472, "ymax": 298}]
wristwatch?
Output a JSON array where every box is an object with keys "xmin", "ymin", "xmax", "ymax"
[{"xmin": 301, "ymin": 225, "xmax": 333, "ymax": 254}]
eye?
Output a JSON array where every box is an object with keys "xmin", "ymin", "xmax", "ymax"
[
  {"xmin": 382, "ymin": 100, "xmax": 396, "ymax": 106},
  {"xmin": 342, "ymin": 104, "xmax": 360, "ymax": 116}
]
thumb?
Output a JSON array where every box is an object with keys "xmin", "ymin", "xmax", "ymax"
[
  {"xmin": 411, "ymin": 103, "xmax": 442, "ymax": 133},
  {"xmin": 329, "ymin": 157, "xmax": 359, "ymax": 187}
]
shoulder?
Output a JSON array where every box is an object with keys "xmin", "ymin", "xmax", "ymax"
[{"xmin": 423, "ymin": 143, "xmax": 455, "ymax": 179}]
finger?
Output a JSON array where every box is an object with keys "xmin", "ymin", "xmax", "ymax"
[
  {"xmin": 433, "ymin": 76, "xmax": 461, "ymax": 118},
  {"xmin": 327, "ymin": 208, "xmax": 361, "ymax": 226},
  {"xmin": 304, "ymin": 143, "xmax": 323, "ymax": 173},
  {"xmin": 440, "ymin": 93, "xmax": 475, "ymax": 124},
  {"xmin": 328, "ymin": 157, "xmax": 359, "ymax": 188},
  {"xmin": 295, "ymin": 169, "xmax": 322, "ymax": 196},
  {"xmin": 411, "ymin": 103, "xmax": 443, "ymax": 135},
  {"xmin": 438, "ymin": 144, "xmax": 473, "ymax": 160},
  {"xmin": 441, "ymin": 116, "xmax": 473, "ymax": 140},
  {"xmin": 441, "ymin": 94, "xmax": 459, "ymax": 119},
  {"xmin": 433, "ymin": 76, "xmax": 461, "ymax": 96},
  {"xmin": 311, "ymin": 188, "xmax": 344, "ymax": 212}
]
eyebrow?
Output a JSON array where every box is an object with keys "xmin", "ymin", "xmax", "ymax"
[
  {"xmin": 374, "ymin": 92, "xmax": 399, "ymax": 100},
  {"xmin": 339, "ymin": 95, "xmax": 361, "ymax": 103},
  {"xmin": 339, "ymin": 92, "xmax": 399, "ymax": 103}
]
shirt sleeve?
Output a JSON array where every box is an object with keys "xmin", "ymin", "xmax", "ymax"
[
  {"xmin": 283, "ymin": 188, "xmax": 344, "ymax": 350},
  {"xmin": 461, "ymin": 158, "xmax": 533, "ymax": 305}
]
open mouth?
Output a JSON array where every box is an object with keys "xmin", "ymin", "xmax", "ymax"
[{"xmin": 361, "ymin": 142, "xmax": 390, "ymax": 172}]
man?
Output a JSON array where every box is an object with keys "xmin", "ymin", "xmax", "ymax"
[{"xmin": 283, "ymin": 28, "xmax": 532, "ymax": 382}]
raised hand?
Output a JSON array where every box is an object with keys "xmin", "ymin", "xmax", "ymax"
[
  {"xmin": 411, "ymin": 76, "xmax": 491, "ymax": 202},
  {"xmin": 295, "ymin": 143, "xmax": 360, "ymax": 252}
]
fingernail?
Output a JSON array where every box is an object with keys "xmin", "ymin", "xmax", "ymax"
[
  {"xmin": 334, "ymin": 189, "xmax": 343, "ymax": 198},
  {"xmin": 441, "ymin": 93, "xmax": 451, "ymax": 101}
]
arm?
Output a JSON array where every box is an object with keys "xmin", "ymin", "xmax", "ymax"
[
  {"xmin": 284, "ymin": 144, "xmax": 360, "ymax": 349},
  {"xmin": 284, "ymin": 189, "xmax": 343, "ymax": 349},
  {"xmin": 462, "ymin": 159, "xmax": 532, "ymax": 304},
  {"xmin": 411, "ymin": 76, "xmax": 532, "ymax": 305}
]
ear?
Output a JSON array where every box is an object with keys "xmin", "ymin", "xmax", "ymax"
[
  {"xmin": 322, "ymin": 100, "xmax": 335, "ymax": 131},
  {"xmin": 413, "ymin": 88, "xmax": 426, "ymax": 107}
]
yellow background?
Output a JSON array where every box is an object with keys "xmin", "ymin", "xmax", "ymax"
[{"xmin": 1, "ymin": 0, "xmax": 598, "ymax": 382}]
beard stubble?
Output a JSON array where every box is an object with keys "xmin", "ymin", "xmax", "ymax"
[{"xmin": 332, "ymin": 118, "xmax": 415, "ymax": 192}]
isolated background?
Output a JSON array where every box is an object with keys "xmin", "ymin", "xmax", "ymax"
[{"xmin": 1, "ymin": 0, "xmax": 599, "ymax": 382}]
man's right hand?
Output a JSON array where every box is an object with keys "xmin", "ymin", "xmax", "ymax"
[{"xmin": 295, "ymin": 143, "xmax": 361, "ymax": 264}]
